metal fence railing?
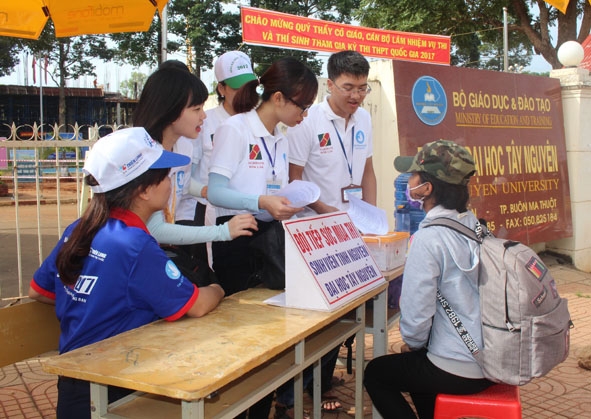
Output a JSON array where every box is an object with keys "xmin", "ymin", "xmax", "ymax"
[{"xmin": 0, "ymin": 122, "xmax": 129, "ymax": 306}]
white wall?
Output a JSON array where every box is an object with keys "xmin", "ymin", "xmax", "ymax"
[{"xmin": 547, "ymin": 68, "xmax": 591, "ymax": 271}]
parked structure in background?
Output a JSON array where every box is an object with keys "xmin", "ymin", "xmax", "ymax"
[{"xmin": 0, "ymin": 85, "xmax": 138, "ymax": 139}]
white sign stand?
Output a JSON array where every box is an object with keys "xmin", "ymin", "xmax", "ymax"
[{"xmin": 274, "ymin": 212, "xmax": 385, "ymax": 311}]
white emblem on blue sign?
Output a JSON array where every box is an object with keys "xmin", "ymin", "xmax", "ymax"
[{"xmin": 412, "ymin": 76, "xmax": 447, "ymax": 126}]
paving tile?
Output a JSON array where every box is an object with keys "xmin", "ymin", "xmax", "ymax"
[{"xmin": 2, "ymin": 256, "xmax": 591, "ymax": 418}]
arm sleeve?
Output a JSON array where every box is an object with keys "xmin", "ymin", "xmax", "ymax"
[
  {"xmin": 398, "ymin": 231, "xmax": 441, "ymax": 349},
  {"xmin": 146, "ymin": 210, "xmax": 232, "ymax": 244},
  {"xmin": 207, "ymin": 172, "xmax": 260, "ymax": 213},
  {"xmin": 188, "ymin": 175, "xmax": 206, "ymax": 198}
]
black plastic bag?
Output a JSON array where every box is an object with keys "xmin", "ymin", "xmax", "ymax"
[{"xmin": 248, "ymin": 221, "xmax": 286, "ymax": 290}]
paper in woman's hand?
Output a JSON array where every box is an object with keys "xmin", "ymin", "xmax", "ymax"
[
  {"xmin": 277, "ymin": 180, "xmax": 321, "ymax": 208},
  {"xmin": 347, "ymin": 194, "xmax": 389, "ymax": 235}
]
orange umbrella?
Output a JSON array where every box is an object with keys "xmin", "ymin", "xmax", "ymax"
[
  {"xmin": 0, "ymin": 0, "xmax": 169, "ymax": 40},
  {"xmin": 543, "ymin": 0, "xmax": 569, "ymax": 13},
  {"xmin": 544, "ymin": 0, "xmax": 591, "ymax": 14}
]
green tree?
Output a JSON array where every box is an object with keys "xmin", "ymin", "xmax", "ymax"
[
  {"xmin": 0, "ymin": 38, "xmax": 22, "ymax": 77},
  {"xmin": 120, "ymin": 72, "xmax": 149, "ymax": 99},
  {"xmin": 355, "ymin": 0, "xmax": 591, "ymax": 70},
  {"xmin": 23, "ymin": 23, "xmax": 114, "ymax": 125},
  {"xmin": 109, "ymin": 14, "xmax": 183, "ymax": 68}
]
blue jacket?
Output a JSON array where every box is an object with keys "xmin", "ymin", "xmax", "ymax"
[{"xmin": 400, "ymin": 205, "xmax": 485, "ymax": 379}]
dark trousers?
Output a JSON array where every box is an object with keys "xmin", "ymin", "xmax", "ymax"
[
  {"xmin": 56, "ymin": 377, "xmax": 133, "ymax": 419},
  {"xmin": 363, "ymin": 349, "xmax": 493, "ymax": 419},
  {"xmin": 213, "ymin": 215, "xmax": 276, "ymax": 418}
]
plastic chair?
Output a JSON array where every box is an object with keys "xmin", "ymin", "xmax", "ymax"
[{"xmin": 434, "ymin": 383, "xmax": 522, "ymax": 419}]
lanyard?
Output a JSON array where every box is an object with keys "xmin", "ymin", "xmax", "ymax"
[
  {"xmin": 331, "ymin": 120, "xmax": 354, "ymax": 183},
  {"xmin": 260, "ymin": 137, "xmax": 277, "ymax": 180}
]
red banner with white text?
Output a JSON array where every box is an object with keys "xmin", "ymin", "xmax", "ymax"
[{"xmin": 241, "ymin": 7, "xmax": 450, "ymax": 65}]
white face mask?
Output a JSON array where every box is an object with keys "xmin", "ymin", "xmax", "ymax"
[{"xmin": 405, "ymin": 182, "xmax": 428, "ymax": 210}]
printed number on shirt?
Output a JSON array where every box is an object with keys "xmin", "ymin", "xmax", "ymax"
[{"xmin": 74, "ymin": 275, "xmax": 99, "ymax": 295}]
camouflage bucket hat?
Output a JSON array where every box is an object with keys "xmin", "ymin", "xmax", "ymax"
[{"xmin": 393, "ymin": 140, "xmax": 476, "ymax": 185}]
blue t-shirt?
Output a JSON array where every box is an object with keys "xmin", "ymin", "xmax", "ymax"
[{"xmin": 31, "ymin": 208, "xmax": 198, "ymax": 354}]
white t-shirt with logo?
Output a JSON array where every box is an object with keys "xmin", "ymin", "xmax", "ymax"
[
  {"xmin": 209, "ymin": 109, "xmax": 289, "ymax": 219},
  {"xmin": 287, "ymin": 96, "xmax": 373, "ymax": 217},
  {"xmin": 168, "ymin": 138, "xmax": 193, "ymax": 222},
  {"xmin": 190, "ymin": 105, "xmax": 233, "ymax": 207}
]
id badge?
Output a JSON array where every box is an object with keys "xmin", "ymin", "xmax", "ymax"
[
  {"xmin": 266, "ymin": 179, "xmax": 282, "ymax": 196},
  {"xmin": 341, "ymin": 184, "xmax": 362, "ymax": 203}
]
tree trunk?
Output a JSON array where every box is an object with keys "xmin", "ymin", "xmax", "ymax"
[{"xmin": 512, "ymin": 0, "xmax": 589, "ymax": 70}]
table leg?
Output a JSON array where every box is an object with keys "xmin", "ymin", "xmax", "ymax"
[
  {"xmin": 181, "ymin": 399, "xmax": 205, "ymax": 419},
  {"xmin": 371, "ymin": 289, "xmax": 387, "ymax": 419},
  {"xmin": 90, "ymin": 382, "xmax": 108, "ymax": 418},
  {"xmin": 312, "ymin": 359, "xmax": 321, "ymax": 419},
  {"xmin": 294, "ymin": 340, "xmax": 304, "ymax": 419},
  {"xmin": 372, "ymin": 289, "xmax": 388, "ymax": 358},
  {"xmin": 355, "ymin": 304, "xmax": 365, "ymax": 419}
]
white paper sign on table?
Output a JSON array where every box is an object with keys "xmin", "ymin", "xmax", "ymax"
[{"xmin": 266, "ymin": 212, "xmax": 385, "ymax": 311}]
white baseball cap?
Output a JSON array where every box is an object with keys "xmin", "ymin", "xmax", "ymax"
[
  {"xmin": 214, "ymin": 51, "xmax": 257, "ymax": 89},
  {"xmin": 83, "ymin": 127, "xmax": 190, "ymax": 193}
]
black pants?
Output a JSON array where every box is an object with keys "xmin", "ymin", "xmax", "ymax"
[
  {"xmin": 212, "ymin": 215, "xmax": 277, "ymax": 418},
  {"xmin": 56, "ymin": 377, "xmax": 133, "ymax": 419},
  {"xmin": 363, "ymin": 349, "xmax": 493, "ymax": 419}
]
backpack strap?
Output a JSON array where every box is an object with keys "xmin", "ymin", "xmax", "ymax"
[
  {"xmin": 425, "ymin": 218, "xmax": 487, "ymax": 366},
  {"xmin": 424, "ymin": 217, "xmax": 483, "ymax": 243},
  {"xmin": 436, "ymin": 288, "xmax": 485, "ymax": 366}
]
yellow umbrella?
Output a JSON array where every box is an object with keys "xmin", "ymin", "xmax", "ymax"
[
  {"xmin": 0, "ymin": 0, "xmax": 169, "ymax": 40},
  {"xmin": 544, "ymin": 0, "xmax": 591, "ymax": 14}
]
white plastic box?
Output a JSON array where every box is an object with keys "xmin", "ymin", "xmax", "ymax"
[{"xmin": 362, "ymin": 231, "xmax": 409, "ymax": 271}]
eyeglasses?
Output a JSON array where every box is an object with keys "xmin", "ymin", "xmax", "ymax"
[
  {"xmin": 330, "ymin": 80, "xmax": 372, "ymax": 96},
  {"xmin": 286, "ymin": 96, "xmax": 312, "ymax": 115}
]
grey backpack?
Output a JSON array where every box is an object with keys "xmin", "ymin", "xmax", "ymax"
[{"xmin": 426, "ymin": 218, "xmax": 573, "ymax": 386}]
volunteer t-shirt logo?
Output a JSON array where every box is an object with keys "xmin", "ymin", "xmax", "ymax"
[
  {"xmin": 249, "ymin": 144, "xmax": 262, "ymax": 160},
  {"xmin": 166, "ymin": 260, "xmax": 181, "ymax": 279},
  {"xmin": 318, "ymin": 133, "xmax": 331, "ymax": 147}
]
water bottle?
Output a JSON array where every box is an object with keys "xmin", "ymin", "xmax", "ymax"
[
  {"xmin": 394, "ymin": 172, "xmax": 425, "ymax": 234},
  {"xmin": 394, "ymin": 173, "xmax": 411, "ymax": 232},
  {"xmin": 395, "ymin": 204, "xmax": 410, "ymax": 232}
]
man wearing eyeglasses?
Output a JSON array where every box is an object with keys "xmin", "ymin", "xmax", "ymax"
[
  {"xmin": 278, "ymin": 50, "xmax": 377, "ymax": 416},
  {"xmin": 287, "ymin": 50, "xmax": 377, "ymax": 218}
]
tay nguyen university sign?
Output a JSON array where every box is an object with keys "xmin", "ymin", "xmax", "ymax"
[{"xmin": 393, "ymin": 61, "xmax": 572, "ymax": 244}]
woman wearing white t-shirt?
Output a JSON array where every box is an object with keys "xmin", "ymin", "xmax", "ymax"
[
  {"xmin": 133, "ymin": 65, "xmax": 257, "ymax": 286},
  {"xmin": 188, "ymin": 51, "xmax": 258, "ymax": 266},
  {"xmin": 208, "ymin": 57, "xmax": 318, "ymax": 295},
  {"xmin": 208, "ymin": 55, "xmax": 318, "ymax": 419}
]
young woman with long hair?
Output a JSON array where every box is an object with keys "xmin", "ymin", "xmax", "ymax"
[
  {"xmin": 132, "ymin": 64, "xmax": 257, "ymax": 286},
  {"xmin": 207, "ymin": 56, "xmax": 318, "ymax": 419},
  {"xmin": 29, "ymin": 128, "xmax": 226, "ymax": 418}
]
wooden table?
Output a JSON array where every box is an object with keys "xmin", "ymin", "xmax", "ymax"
[{"xmin": 42, "ymin": 285, "xmax": 387, "ymax": 419}]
